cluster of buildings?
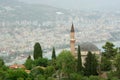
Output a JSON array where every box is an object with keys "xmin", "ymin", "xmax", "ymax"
[{"xmin": 0, "ymin": 10, "xmax": 120, "ymax": 64}]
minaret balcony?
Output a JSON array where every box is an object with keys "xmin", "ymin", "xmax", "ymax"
[{"xmin": 70, "ymin": 39, "xmax": 75, "ymax": 42}]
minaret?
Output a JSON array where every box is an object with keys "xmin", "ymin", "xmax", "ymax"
[{"xmin": 70, "ymin": 23, "xmax": 75, "ymax": 56}]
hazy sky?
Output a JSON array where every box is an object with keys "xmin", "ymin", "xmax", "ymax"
[{"xmin": 19, "ymin": 0, "xmax": 120, "ymax": 10}]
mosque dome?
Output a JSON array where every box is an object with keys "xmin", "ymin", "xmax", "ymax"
[{"xmin": 79, "ymin": 42, "xmax": 99, "ymax": 51}]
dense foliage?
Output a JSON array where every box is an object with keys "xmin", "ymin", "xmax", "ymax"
[
  {"xmin": 33, "ymin": 42, "xmax": 43, "ymax": 59},
  {"xmin": 100, "ymin": 56, "xmax": 112, "ymax": 71},
  {"xmin": 56, "ymin": 50, "xmax": 76, "ymax": 79},
  {"xmin": 24, "ymin": 56, "xmax": 34, "ymax": 70},
  {"xmin": 102, "ymin": 42, "xmax": 117, "ymax": 59},
  {"xmin": 0, "ymin": 42, "xmax": 120, "ymax": 80},
  {"xmin": 84, "ymin": 51, "xmax": 98, "ymax": 76}
]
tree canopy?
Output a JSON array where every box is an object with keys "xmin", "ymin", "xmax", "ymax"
[
  {"xmin": 56, "ymin": 50, "xmax": 76, "ymax": 79},
  {"xmin": 102, "ymin": 42, "xmax": 117, "ymax": 59},
  {"xmin": 33, "ymin": 42, "xmax": 43, "ymax": 59},
  {"xmin": 84, "ymin": 51, "xmax": 98, "ymax": 76}
]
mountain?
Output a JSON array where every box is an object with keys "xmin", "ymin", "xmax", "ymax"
[
  {"xmin": 0, "ymin": 0, "xmax": 70, "ymax": 22},
  {"xmin": 19, "ymin": 0, "xmax": 120, "ymax": 11}
]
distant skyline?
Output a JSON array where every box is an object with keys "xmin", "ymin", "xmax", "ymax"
[{"xmin": 19, "ymin": 0, "xmax": 120, "ymax": 11}]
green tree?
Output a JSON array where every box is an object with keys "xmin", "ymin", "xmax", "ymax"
[
  {"xmin": 24, "ymin": 56, "xmax": 34, "ymax": 70},
  {"xmin": 0, "ymin": 58, "xmax": 8, "ymax": 80},
  {"xmin": 107, "ymin": 71, "xmax": 120, "ymax": 80},
  {"xmin": 0, "ymin": 70, "xmax": 6, "ymax": 80},
  {"xmin": 89, "ymin": 76, "xmax": 100, "ymax": 80},
  {"xmin": 17, "ymin": 77, "xmax": 24, "ymax": 80},
  {"xmin": 114, "ymin": 53, "xmax": 120, "ymax": 78},
  {"xmin": 0, "ymin": 58, "xmax": 4, "ymax": 67},
  {"xmin": 34, "ymin": 58, "xmax": 48, "ymax": 67},
  {"xmin": 30, "ymin": 66, "xmax": 44, "ymax": 78},
  {"xmin": 26, "ymin": 78, "xmax": 32, "ymax": 80},
  {"xmin": 70, "ymin": 73, "xmax": 85, "ymax": 80},
  {"xmin": 52, "ymin": 47, "xmax": 56, "ymax": 59},
  {"xmin": 33, "ymin": 42, "xmax": 43, "ymax": 59},
  {"xmin": 47, "ymin": 77, "xmax": 55, "ymax": 80},
  {"xmin": 35, "ymin": 74, "xmax": 46, "ymax": 80},
  {"xmin": 56, "ymin": 50, "xmax": 76, "ymax": 79},
  {"xmin": 101, "ymin": 56, "xmax": 112, "ymax": 71},
  {"xmin": 6, "ymin": 69, "xmax": 28, "ymax": 80},
  {"xmin": 77, "ymin": 45, "xmax": 82, "ymax": 73},
  {"xmin": 84, "ymin": 51, "xmax": 98, "ymax": 76},
  {"xmin": 44, "ymin": 66, "xmax": 55, "ymax": 78},
  {"xmin": 51, "ymin": 47, "xmax": 57, "ymax": 70},
  {"xmin": 102, "ymin": 42, "xmax": 117, "ymax": 59}
]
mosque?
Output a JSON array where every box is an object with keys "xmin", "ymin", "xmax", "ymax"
[{"xmin": 70, "ymin": 23, "xmax": 101, "ymax": 63}]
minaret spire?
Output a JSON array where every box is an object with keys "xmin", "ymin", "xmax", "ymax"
[
  {"xmin": 70, "ymin": 23, "xmax": 75, "ymax": 56},
  {"xmin": 71, "ymin": 23, "xmax": 74, "ymax": 32}
]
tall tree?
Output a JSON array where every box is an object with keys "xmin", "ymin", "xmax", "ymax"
[
  {"xmin": 84, "ymin": 51, "xmax": 98, "ymax": 76},
  {"xmin": 0, "ymin": 58, "xmax": 4, "ymax": 67},
  {"xmin": 100, "ymin": 56, "xmax": 112, "ymax": 71},
  {"xmin": 34, "ymin": 58, "xmax": 48, "ymax": 67},
  {"xmin": 33, "ymin": 42, "xmax": 42, "ymax": 59},
  {"xmin": 52, "ymin": 47, "xmax": 56, "ymax": 59},
  {"xmin": 114, "ymin": 53, "xmax": 120, "ymax": 78},
  {"xmin": 56, "ymin": 50, "xmax": 76, "ymax": 79},
  {"xmin": 102, "ymin": 42, "xmax": 117, "ymax": 59},
  {"xmin": 92, "ymin": 54, "xmax": 99, "ymax": 75},
  {"xmin": 77, "ymin": 45, "xmax": 82, "ymax": 73}
]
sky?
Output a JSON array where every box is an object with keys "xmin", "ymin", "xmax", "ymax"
[{"xmin": 19, "ymin": 0, "xmax": 120, "ymax": 11}]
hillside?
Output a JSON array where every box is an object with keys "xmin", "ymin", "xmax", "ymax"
[
  {"xmin": 0, "ymin": 0, "xmax": 69, "ymax": 22},
  {"xmin": 0, "ymin": 0, "xmax": 120, "ymax": 65}
]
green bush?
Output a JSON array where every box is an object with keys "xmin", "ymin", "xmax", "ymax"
[
  {"xmin": 30, "ymin": 66, "xmax": 44, "ymax": 77},
  {"xmin": 34, "ymin": 58, "xmax": 48, "ymax": 67}
]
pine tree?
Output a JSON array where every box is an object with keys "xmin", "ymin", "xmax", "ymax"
[
  {"xmin": 33, "ymin": 42, "xmax": 42, "ymax": 59},
  {"xmin": 84, "ymin": 51, "xmax": 98, "ymax": 76},
  {"xmin": 52, "ymin": 47, "xmax": 56, "ymax": 59},
  {"xmin": 77, "ymin": 45, "xmax": 82, "ymax": 73},
  {"xmin": 102, "ymin": 42, "xmax": 117, "ymax": 59}
]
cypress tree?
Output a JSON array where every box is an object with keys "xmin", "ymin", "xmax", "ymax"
[
  {"xmin": 27, "ymin": 55, "xmax": 31, "ymax": 59},
  {"xmin": 84, "ymin": 51, "xmax": 98, "ymax": 76},
  {"xmin": 0, "ymin": 58, "xmax": 4, "ymax": 67},
  {"xmin": 92, "ymin": 54, "xmax": 98, "ymax": 75},
  {"xmin": 52, "ymin": 47, "xmax": 56, "ymax": 59},
  {"xmin": 77, "ymin": 45, "xmax": 82, "ymax": 73},
  {"xmin": 33, "ymin": 42, "xmax": 42, "ymax": 59}
]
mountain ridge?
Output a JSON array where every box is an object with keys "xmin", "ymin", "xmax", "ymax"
[{"xmin": 0, "ymin": 0, "xmax": 69, "ymax": 22}]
